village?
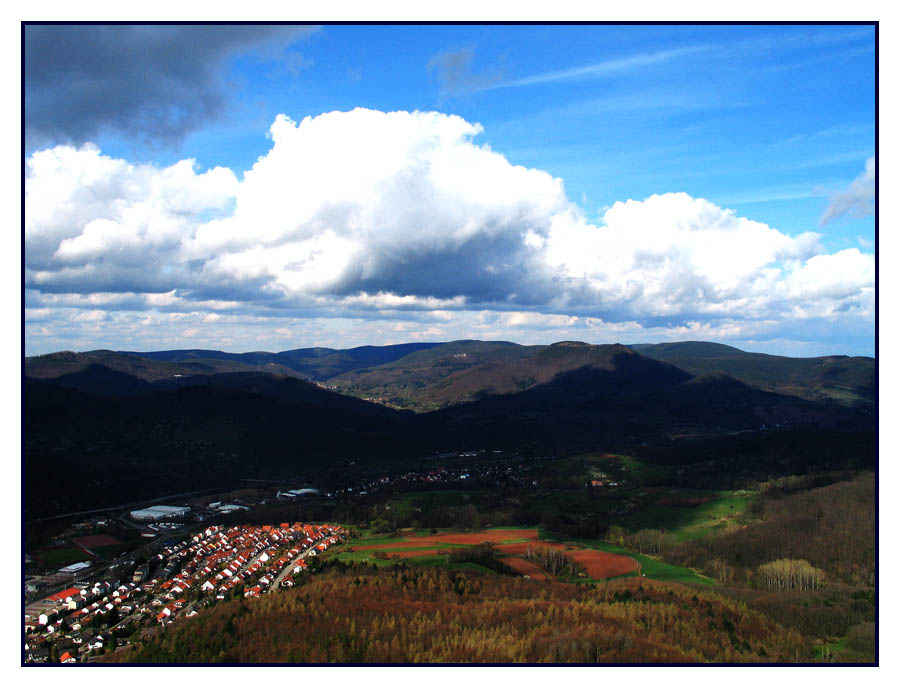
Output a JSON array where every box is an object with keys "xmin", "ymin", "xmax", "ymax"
[
  {"xmin": 24, "ymin": 521, "xmax": 346, "ymax": 663},
  {"xmin": 23, "ymin": 449, "xmax": 574, "ymax": 664}
]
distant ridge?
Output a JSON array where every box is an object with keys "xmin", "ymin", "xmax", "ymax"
[
  {"xmin": 121, "ymin": 342, "xmax": 442, "ymax": 380},
  {"xmin": 630, "ymin": 341, "xmax": 874, "ymax": 405},
  {"xmin": 26, "ymin": 339, "xmax": 875, "ymax": 410}
]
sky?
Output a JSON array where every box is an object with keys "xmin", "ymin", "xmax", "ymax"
[{"xmin": 22, "ymin": 23, "xmax": 877, "ymax": 357}]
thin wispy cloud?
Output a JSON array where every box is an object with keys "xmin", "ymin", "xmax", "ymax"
[
  {"xmin": 820, "ymin": 156, "xmax": 875, "ymax": 226},
  {"xmin": 427, "ymin": 47, "xmax": 504, "ymax": 98},
  {"xmin": 715, "ymin": 187, "xmax": 821, "ymax": 206},
  {"xmin": 773, "ymin": 122, "xmax": 874, "ymax": 148},
  {"xmin": 491, "ymin": 45, "xmax": 711, "ymax": 90}
]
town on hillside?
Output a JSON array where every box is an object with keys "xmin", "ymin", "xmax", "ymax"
[{"xmin": 25, "ymin": 522, "xmax": 346, "ymax": 663}]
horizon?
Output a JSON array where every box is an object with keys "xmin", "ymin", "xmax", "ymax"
[
  {"xmin": 24, "ymin": 24, "xmax": 876, "ymax": 359},
  {"xmin": 23, "ymin": 336, "xmax": 874, "ymax": 360}
]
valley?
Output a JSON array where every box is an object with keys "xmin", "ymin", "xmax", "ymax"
[{"xmin": 22, "ymin": 339, "xmax": 877, "ymax": 664}]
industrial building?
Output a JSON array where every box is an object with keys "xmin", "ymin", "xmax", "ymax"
[
  {"xmin": 129, "ymin": 505, "xmax": 191, "ymax": 521},
  {"xmin": 58, "ymin": 562, "xmax": 91, "ymax": 574},
  {"xmin": 215, "ymin": 504, "xmax": 249, "ymax": 514},
  {"xmin": 277, "ymin": 488, "xmax": 320, "ymax": 499}
]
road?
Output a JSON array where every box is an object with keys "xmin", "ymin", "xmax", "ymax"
[
  {"xmin": 268, "ymin": 546, "xmax": 315, "ymax": 591},
  {"xmin": 26, "ymin": 488, "xmax": 225, "ymax": 525}
]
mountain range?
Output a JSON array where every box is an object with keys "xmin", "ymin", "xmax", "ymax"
[
  {"xmin": 26, "ymin": 339, "xmax": 875, "ymax": 409},
  {"xmin": 23, "ymin": 340, "xmax": 874, "ymax": 518}
]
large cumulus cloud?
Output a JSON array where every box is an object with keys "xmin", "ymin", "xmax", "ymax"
[{"xmin": 24, "ymin": 108, "xmax": 874, "ymax": 353}]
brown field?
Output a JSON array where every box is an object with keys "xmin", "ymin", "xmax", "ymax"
[
  {"xmin": 351, "ymin": 528, "xmax": 637, "ymax": 580},
  {"xmin": 354, "ymin": 543, "xmax": 448, "ymax": 551},
  {"xmin": 403, "ymin": 529, "xmax": 540, "ymax": 546},
  {"xmin": 502, "ymin": 557, "xmax": 550, "ymax": 581},
  {"xmin": 72, "ymin": 534, "xmax": 124, "ymax": 548},
  {"xmin": 495, "ymin": 541, "xmax": 566, "ymax": 555},
  {"xmin": 386, "ymin": 549, "xmax": 444, "ymax": 559},
  {"xmin": 568, "ymin": 550, "xmax": 638, "ymax": 579}
]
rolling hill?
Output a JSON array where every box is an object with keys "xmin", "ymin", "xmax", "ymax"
[
  {"xmin": 124, "ymin": 342, "xmax": 442, "ymax": 380},
  {"xmin": 23, "ymin": 339, "xmax": 874, "ymax": 518},
  {"xmin": 629, "ymin": 341, "xmax": 875, "ymax": 406}
]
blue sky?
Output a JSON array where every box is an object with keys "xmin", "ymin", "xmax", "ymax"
[{"xmin": 24, "ymin": 23, "xmax": 876, "ymax": 356}]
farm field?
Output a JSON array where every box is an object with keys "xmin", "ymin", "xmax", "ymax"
[
  {"xmin": 617, "ymin": 491, "xmax": 753, "ymax": 541},
  {"xmin": 502, "ymin": 557, "xmax": 550, "ymax": 580},
  {"xmin": 586, "ymin": 540, "xmax": 715, "ymax": 585},
  {"xmin": 337, "ymin": 527, "xmax": 641, "ymax": 582}
]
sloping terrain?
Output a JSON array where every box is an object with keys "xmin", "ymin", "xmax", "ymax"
[
  {"xmin": 106, "ymin": 566, "xmax": 812, "ymax": 663},
  {"xmin": 25, "ymin": 349, "xmax": 304, "ymax": 385},
  {"xmin": 23, "ymin": 375, "xmax": 417, "ymax": 518},
  {"xmin": 630, "ymin": 341, "xmax": 875, "ymax": 405},
  {"xmin": 329, "ymin": 340, "xmax": 537, "ymax": 409},
  {"xmin": 126, "ymin": 342, "xmax": 442, "ymax": 380},
  {"xmin": 330, "ymin": 340, "xmax": 695, "ymax": 411},
  {"xmin": 23, "ymin": 340, "xmax": 875, "ymax": 517}
]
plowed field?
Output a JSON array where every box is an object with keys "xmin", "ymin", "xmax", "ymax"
[
  {"xmin": 403, "ymin": 529, "xmax": 540, "ymax": 545},
  {"xmin": 495, "ymin": 542, "xmax": 566, "ymax": 555},
  {"xmin": 568, "ymin": 549, "xmax": 639, "ymax": 578},
  {"xmin": 502, "ymin": 557, "xmax": 550, "ymax": 581},
  {"xmin": 350, "ymin": 528, "xmax": 638, "ymax": 580}
]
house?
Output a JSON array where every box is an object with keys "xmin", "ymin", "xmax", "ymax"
[{"xmin": 59, "ymin": 650, "xmax": 76, "ymax": 663}]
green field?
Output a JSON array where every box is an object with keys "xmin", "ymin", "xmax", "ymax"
[
  {"xmin": 329, "ymin": 550, "xmax": 397, "ymax": 568},
  {"xmin": 35, "ymin": 547, "xmax": 90, "ymax": 567},
  {"xmin": 618, "ymin": 491, "xmax": 753, "ymax": 541},
  {"xmin": 538, "ymin": 530, "xmax": 715, "ymax": 586}
]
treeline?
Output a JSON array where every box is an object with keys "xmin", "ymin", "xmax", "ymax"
[
  {"xmin": 524, "ymin": 545, "xmax": 584, "ymax": 577},
  {"xmin": 445, "ymin": 544, "xmax": 516, "ymax": 574},
  {"xmin": 712, "ymin": 583, "xmax": 875, "ymax": 641},
  {"xmin": 756, "ymin": 559, "xmax": 824, "ymax": 592},
  {"xmin": 107, "ymin": 563, "xmax": 813, "ymax": 664}
]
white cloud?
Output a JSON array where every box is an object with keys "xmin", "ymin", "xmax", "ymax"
[
  {"xmin": 24, "ymin": 108, "xmax": 874, "ymax": 355},
  {"xmin": 820, "ymin": 156, "xmax": 875, "ymax": 226}
]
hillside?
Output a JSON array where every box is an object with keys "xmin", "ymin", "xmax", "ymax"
[
  {"xmin": 25, "ymin": 349, "xmax": 304, "ymax": 386},
  {"xmin": 126, "ymin": 342, "xmax": 442, "ymax": 380},
  {"xmin": 23, "ymin": 340, "xmax": 875, "ymax": 516},
  {"xmin": 421, "ymin": 348, "xmax": 868, "ymax": 450},
  {"xmin": 329, "ymin": 340, "xmax": 693, "ymax": 411},
  {"xmin": 630, "ymin": 341, "xmax": 875, "ymax": 405},
  {"xmin": 107, "ymin": 565, "xmax": 811, "ymax": 663},
  {"xmin": 329, "ymin": 340, "xmax": 535, "ymax": 406},
  {"xmin": 23, "ymin": 375, "xmax": 415, "ymax": 518}
]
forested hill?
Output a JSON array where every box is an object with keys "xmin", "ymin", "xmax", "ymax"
[
  {"xmin": 26, "ymin": 339, "xmax": 875, "ymax": 409},
  {"xmin": 630, "ymin": 341, "xmax": 874, "ymax": 406},
  {"xmin": 122, "ymin": 342, "xmax": 442, "ymax": 380},
  {"xmin": 106, "ymin": 565, "xmax": 811, "ymax": 663}
]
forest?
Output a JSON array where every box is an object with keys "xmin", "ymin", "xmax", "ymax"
[{"xmin": 107, "ymin": 562, "xmax": 812, "ymax": 664}]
